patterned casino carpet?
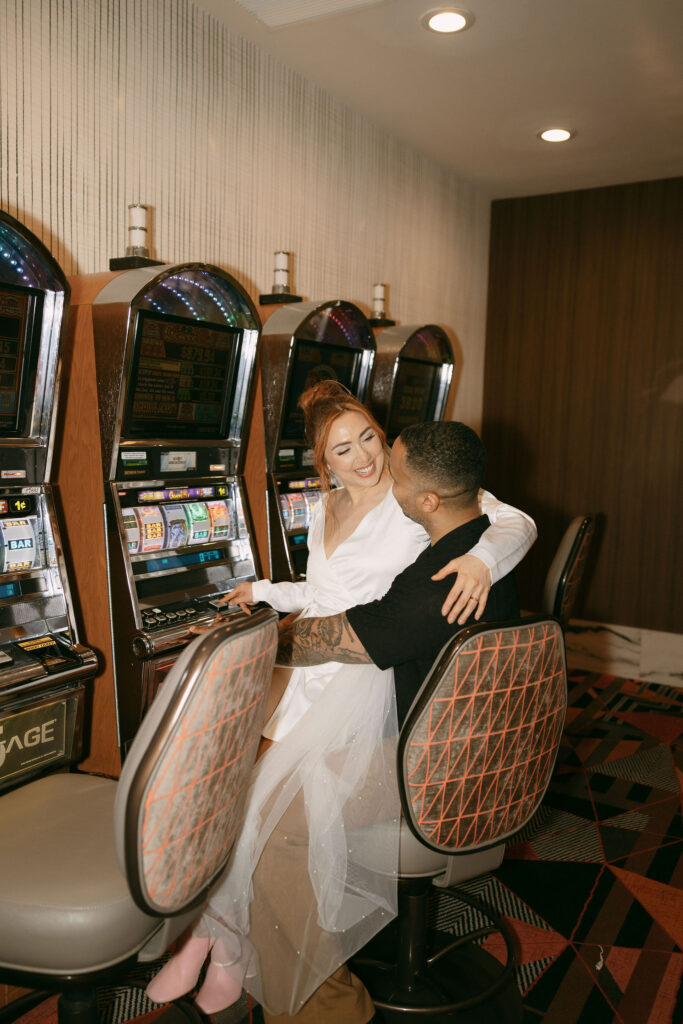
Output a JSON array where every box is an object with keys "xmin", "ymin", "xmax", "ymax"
[
  {"xmin": 432, "ymin": 671, "xmax": 683, "ymax": 1023},
  {"xmin": 4, "ymin": 672, "xmax": 682, "ymax": 1024}
]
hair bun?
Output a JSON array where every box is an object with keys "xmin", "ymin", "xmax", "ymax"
[
  {"xmin": 298, "ymin": 379, "xmax": 353, "ymax": 444},
  {"xmin": 298, "ymin": 378, "xmax": 350, "ymax": 414}
]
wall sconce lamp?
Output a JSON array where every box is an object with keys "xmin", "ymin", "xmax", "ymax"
[
  {"xmin": 110, "ymin": 203, "xmax": 163, "ymax": 270},
  {"xmin": 260, "ymin": 250, "xmax": 302, "ymax": 304},
  {"xmin": 369, "ymin": 282, "xmax": 395, "ymax": 327}
]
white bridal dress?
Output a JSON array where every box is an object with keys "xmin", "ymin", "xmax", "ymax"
[{"xmin": 192, "ymin": 488, "xmax": 535, "ymax": 1014}]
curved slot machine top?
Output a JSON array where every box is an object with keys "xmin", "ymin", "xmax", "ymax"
[
  {"xmin": 0, "ymin": 212, "xmax": 66, "ymax": 477},
  {"xmin": 369, "ymin": 323, "xmax": 454, "ymax": 443},
  {"xmin": 0, "ymin": 210, "xmax": 96, "ymax": 792},
  {"xmin": 260, "ymin": 300, "xmax": 376, "ymax": 582},
  {"xmin": 58, "ymin": 263, "xmax": 261, "ymax": 772},
  {"xmin": 92, "ymin": 264, "xmax": 258, "ymax": 479}
]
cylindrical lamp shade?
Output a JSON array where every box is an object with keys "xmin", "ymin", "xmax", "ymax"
[
  {"xmin": 273, "ymin": 251, "xmax": 290, "ymax": 293},
  {"xmin": 372, "ymin": 283, "xmax": 386, "ymax": 319},
  {"xmin": 126, "ymin": 204, "xmax": 149, "ymax": 257}
]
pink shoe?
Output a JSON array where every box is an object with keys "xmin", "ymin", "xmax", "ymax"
[
  {"xmin": 146, "ymin": 935, "xmax": 211, "ymax": 1004},
  {"xmin": 194, "ymin": 958, "xmax": 243, "ymax": 1015}
]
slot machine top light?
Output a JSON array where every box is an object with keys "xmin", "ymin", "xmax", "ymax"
[{"xmin": 0, "ymin": 211, "xmax": 68, "ymax": 480}]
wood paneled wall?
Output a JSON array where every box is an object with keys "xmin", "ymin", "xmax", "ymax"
[{"xmin": 482, "ymin": 177, "xmax": 683, "ymax": 634}]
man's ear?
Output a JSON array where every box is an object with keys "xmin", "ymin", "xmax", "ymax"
[{"xmin": 420, "ymin": 491, "xmax": 440, "ymax": 514}]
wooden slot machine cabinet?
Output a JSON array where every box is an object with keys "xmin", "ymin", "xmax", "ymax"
[
  {"xmin": 0, "ymin": 210, "xmax": 97, "ymax": 794},
  {"xmin": 57, "ymin": 264, "xmax": 262, "ymax": 775},
  {"xmin": 368, "ymin": 323, "xmax": 454, "ymax": 444},
  {"xmin": 255, "ymin": 300, "xmax": 376, "ymax": 583}
]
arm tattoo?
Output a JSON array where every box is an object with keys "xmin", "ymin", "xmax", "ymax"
[{"xmin": 277, "ymin": 612, "xmax": 371, "ymax": 667}]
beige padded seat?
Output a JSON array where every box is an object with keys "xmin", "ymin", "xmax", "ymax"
[{"xmin": 0, "ymin": 773, "xmax": 156, "ymax": 974}]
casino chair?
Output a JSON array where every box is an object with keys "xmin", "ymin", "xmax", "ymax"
[
  {"xmin": 0, "ymin": 607, "xmax": 279, "ymax": 1024},
  {"xmin": 542, "ymin": 515, "xmax": 596, "ymax": 631},
  {"xmin": 352, "ymin": 615, "xmax": 567, "ymax": 1019}
]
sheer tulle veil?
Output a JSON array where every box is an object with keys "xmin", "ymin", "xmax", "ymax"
[{"xmin": 195, "ymin": 658, "xmax": 400, "ymax": 1014}]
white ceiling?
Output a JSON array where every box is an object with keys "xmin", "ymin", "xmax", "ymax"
[{"xmin": 195, "ymin": 0, "xmax": 683, "ymax": 198}]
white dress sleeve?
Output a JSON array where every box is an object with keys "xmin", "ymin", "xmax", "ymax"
[
  {"xmin": 251, "ymin": 578, "xmax": 316, "ymax": 613},
  {"xmin": 250, "ymin": 498, "xmax": 325, "ymax": 613},
  {"xmin": 470, "ymin": 489, "xmax": 537, "ymax": 584}
]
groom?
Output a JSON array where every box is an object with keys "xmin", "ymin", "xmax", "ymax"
[{"xmin": 264, "ymin": 420, "xmax": 520, "ymax": 1024}]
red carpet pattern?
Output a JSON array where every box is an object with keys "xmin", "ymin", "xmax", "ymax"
[{"xmin": 436, "ymin": 671, "xmax": 683, "ymax": 1023}]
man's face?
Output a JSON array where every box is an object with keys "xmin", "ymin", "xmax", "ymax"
[{"xmin": 389, "ymin": 439, "xmax": 425, "ymax": 527}]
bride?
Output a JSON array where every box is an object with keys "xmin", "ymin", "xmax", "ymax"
[{"xmin": 146, "ymin": 380, "xmax": 536, "ymax": 1017}]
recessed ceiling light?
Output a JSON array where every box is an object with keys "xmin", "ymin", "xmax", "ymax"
[
  {"xmin": 422, "ymin": 9, "xmax": 473, "ymax": 34},
  {"xmin": 538, "ymin": 128, "xmax": 575, "ymax": 143}
]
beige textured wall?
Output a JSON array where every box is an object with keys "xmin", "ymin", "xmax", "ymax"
[{"xmin": 0, "ymin": 0, "xmax": 490, "ymax": 428}]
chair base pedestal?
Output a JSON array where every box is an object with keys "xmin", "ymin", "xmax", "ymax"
[
  {"xmin": 355, "ymin": 943, "xmax": 522, "ymax": 1022},
  {"xmin": 352, "ymin": 881, "xmax": 523, "ymax": 1022},
  {"xmin": 56, "ymin": 989, "xmax": 98, "ymax": 1024}
]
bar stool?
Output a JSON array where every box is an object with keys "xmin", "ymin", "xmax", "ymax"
[{"xmin": 0, "ymin": 608, "xmax": 279, "ymax": 1024}]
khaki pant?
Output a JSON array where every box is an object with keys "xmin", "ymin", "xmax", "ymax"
[
  {"xmin": 248, "ymin": 745, "xmax": 397, "ymax": 1019},
  {"xmin": 261, "ymin": 965, "xmax": 374, "ymax": 1024}
]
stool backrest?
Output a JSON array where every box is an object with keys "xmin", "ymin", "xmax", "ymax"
[
  {"xmin": 114, "ymin": 608, "xmax": 278, "ymax": 916},
  {"xmin": 542, "ymin": 515, "xmax": 595, "ymax": 629},
  {"xmin": 398, "ymin": 617, "xmax": 567, "ymax": 855}
]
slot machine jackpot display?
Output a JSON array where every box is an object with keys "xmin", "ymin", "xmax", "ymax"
[
  {"xmin": 369, "ymin": 323, "xmax": 454, "ymax": 443},
  {"xmin": 58, "ymin": 264, "xmax": 261, "ymax": 773},
  {"xmin": 0, "ymin": 210, "xmax": 96, "ymax": 792},
  {"xmin": 259, "ymin": 300, "xmax": 375, "ymax": 582}
]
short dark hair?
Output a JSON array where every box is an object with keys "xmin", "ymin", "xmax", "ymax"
[{"xmin": 398, "ymin": 421, "xmax": 486, "ymax": 505}]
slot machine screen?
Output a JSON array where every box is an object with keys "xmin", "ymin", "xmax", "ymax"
[
  {"xmin": 0, "ymin": 284, "xmax": 43, "ymax": 436},
  {"xmin": 386, "ymin": 358, "xmax": 440, "ymax": 438},
  {"xmin": 281, "ymin": 339, "xmax": 361, "ymax": 442},
  {"xmin": 122, "ymin": 311, "xmax": 240, "ymax": 440}
]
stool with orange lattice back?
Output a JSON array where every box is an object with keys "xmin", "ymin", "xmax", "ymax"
[
  {"xmin": 0, "ymin": 607, "xmax": 279, "ymax": 1024},
  {"xmin": 352, "ymin": 615, "xmax": 567, "ymax": 1020},
  {"xmin": 542, "ymin": 515, "xmax": 596, "ymax": 630}
]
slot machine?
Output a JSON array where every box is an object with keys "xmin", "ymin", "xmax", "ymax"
[
  {"xmin": 259, "ymin": 300, "xmax": 376, "ymax": 582},
  {"xmin": 0, "ymin": 210, "xmax": 96, "ymax": 792},
  {"xmin": 368, "ymin": 323, "xmax": 454, "ymax": 443},
  {"xmin": 58, "ymin": 264, "xmax": 261, "ymax": 774}
]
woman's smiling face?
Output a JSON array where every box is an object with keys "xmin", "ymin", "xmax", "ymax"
[{"xmin": 323, "ymin": 409, "xmax": 385, "ymax": 490}]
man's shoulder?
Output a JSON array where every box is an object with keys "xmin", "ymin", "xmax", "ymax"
[
  {"xmin": 378, "ymin": 515, "xmax": 491, "ymax": 593},
  {"xmin": 426, "ymin": 515, "xmax": 491, "ymax": 562}
]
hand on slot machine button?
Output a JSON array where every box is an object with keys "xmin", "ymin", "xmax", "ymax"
[
  {"xmin": 186, "ymin": 600, "xmax": 228, "ymax": 636},
  {"xmin": 222, "ymin": 582, "xmax": 254, "ymax": 616},
  {"xmin": 189, "ymin": 612, "xmax": 226, "ymax": 635}
]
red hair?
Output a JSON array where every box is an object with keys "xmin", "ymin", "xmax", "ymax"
[{"xmin": 298, "ymin": 380, "xmax": 386, "ymax": 496}]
